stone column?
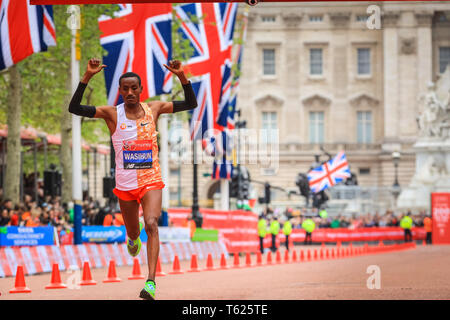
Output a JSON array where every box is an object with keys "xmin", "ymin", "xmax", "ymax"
[
  {"xmin": 282, "ymin": 12, "xmax": 302, "ymax": 143},
  {"xmin": 415, "ymin": 11, "xmax": 434, "ymax": 96},
  {"xmin": 329, "ymin": 12, "xmax": 351, "ymax": 142},
  {"xmin": 382, "ymin": 12, "xmax": 400, "ymax": 142}
]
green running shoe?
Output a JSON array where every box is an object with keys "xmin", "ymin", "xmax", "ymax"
[
  {"xmin": 139, "ymin": 280, "xmax": 156, "ymax": 300},
  {"xmin": 127, "ymin": 221, "xmax": 144, "ymax": 257}
]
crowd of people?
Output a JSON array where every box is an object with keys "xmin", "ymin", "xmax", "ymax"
[
  {"xmin": 0, "ymin": 186, "xmax": 432, "ymax": 233},
  {"xmin": 0, "ymin": 186, "xmax": 119, "ymax": 235},
  {"xmin": 315, "ymin": 210, "xmax": 428, "ymax": 229}
]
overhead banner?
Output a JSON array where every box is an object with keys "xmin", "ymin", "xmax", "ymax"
[
  {"xmin": 431, "ymin": 193, "xmax": 450, "ymax": 244},
  {"xmin": 0, "ymin": 226, "xmax": 54, "ymax": 246}
]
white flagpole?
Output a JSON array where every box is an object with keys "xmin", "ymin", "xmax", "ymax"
[{"xmin": 71, "ymin": 28, "xmax": 82, "ymax": 244}]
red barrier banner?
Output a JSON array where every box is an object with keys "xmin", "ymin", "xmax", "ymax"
[
  {"xmin": 287, "ymin": 227, "xmax": 426, "ymax": 243},
  {"xmin": 168, "ymin": 208, "xmax": 427, "ymax": 253},
  {"xmin": 431, "ymin": 193, "xmax": 450, "ymax": 244},
  {"xmin": 168, "ymin": 208, "xmax": 259, "ymax": 254}
]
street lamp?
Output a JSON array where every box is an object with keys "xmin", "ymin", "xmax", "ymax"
[{"xmin": 391, "ymin": 151, "xmax": 401, "ymax": 203}]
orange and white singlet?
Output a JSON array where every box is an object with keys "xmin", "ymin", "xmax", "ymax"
[{"xmin": 112, "ymin": 102, "xmax": 165, "ymax": 191}]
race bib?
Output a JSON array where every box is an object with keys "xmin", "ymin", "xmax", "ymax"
[{"xmin": 122, "ymin": 140, "xmax": 153, "ymax": 169}]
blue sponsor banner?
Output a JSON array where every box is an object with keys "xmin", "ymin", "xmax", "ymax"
[
  {"xmin": 82, "ymin": 226, "xmax": 127, "ymax": 243},
  {"xmin": 0, "ymin": 226, "xmax": 54, "ymax": 246}
]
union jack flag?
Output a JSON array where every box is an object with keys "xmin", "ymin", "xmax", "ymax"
[
  {"xmin": 98, "ymin": 4, "xmax": 172, "ymax": 106},
  {"xmin": 211, "ymin": 130, "xmax": 233, "ymax": 180},
  {"xmin": 175, "ymin": 3, "xmax": 237, "ymax": 141},
  {"xmin": 307, "ymin": 151, "xmax": 351, "ymax": 193},
  {"xmin": 0, "ymin": 0, "xmax": 56, "ymax": 71},
  {"xmin": 227, "ymin": 8, "xmax": 247, "ymax": 131}
]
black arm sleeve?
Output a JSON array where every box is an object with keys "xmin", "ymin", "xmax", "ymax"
[
  {"xmin": 172, "ymin": 81, "xmax": 198, "ymax": 113},
  {"xmin": 68, "ymin": 82, "xmax": 97, "ymax": 118}
]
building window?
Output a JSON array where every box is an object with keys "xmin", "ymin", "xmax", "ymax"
[
  {"xmin": 263, "ymin": 49, "xmax": 275, "ymax": 75},
  {"xmin": 439, "ymin": 47, "xmax": 450, "ymax": 73},
  {"xmin": 262, "ymin": 111, "xmax": 277, "ymax": 143},
  {"xmin": 359, "ymin": 168, "xmax": 371, "ymax": 175},
  {"xmin": 357, "ymin": 48, "xmax": 371, "ymax": 75},
  {"xmin": 309, "ymin": 111, "xmax": 324, "ymax": 144},
  {"xmin": 357, "ymin": 111, "xmax": 372, "ymax": 144},
  {"xmin": 309, "ymin": 15, "xmax": 323, "ymax": 22},
  {"xmin": 262, "ymin": 16, "xmax": 276, "ymax": 23},
  {"xmin": 310, "ymin": 48, "xmax": 323, "ymax": 75},
  {"xmin": 356, "ymin": 15, "xmax": 368, "ymax": 22}
]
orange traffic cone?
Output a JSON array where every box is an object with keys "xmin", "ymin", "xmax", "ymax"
[
  {"xmin": 321, "ymin": 242, "xmax": 325, "ymax": 249},
  {"xmin": 168, "ymin": 255, "xmax": 184, "ymax": 275},
  {"xmin": 275, "ymin": 250, "xmax": 282, "ymax": 264},
  {"xmin": 300, "ymin": 250, "xmax": 304, "ymax": 261},
  {"xmin": 243, "ymin": 252, "xmax": 251, "ymax": 268},
  {"xmin": 156, "ymin": 257, "xmax": 166, "ymax": 277},
  {"xmin": 331, "ymin": 248, "xmax": 335, "ymax": 259},
  {"xmin": 232, "ymin": 253, "xmax": 241, "ymax": 268},
  {"xmin": 320, "ymin": 249, "xmax": 324, "ymax": 259},
  {"xmin": 284, "ymin": 250, "xmax": 290, "ymax": 263},
  {"xmin": 422, "ymin": 240, "xmax": 426, "ymax": 246},
  {"xmin": 256, "ymin": 252, "xmax": 263, "ymax": 266},
  {"xmin": 45, "ymin": 263, "xmax": 67, "ymax": 289},
  {"xmin": 306, "ymin": 250, "xmax": 311, "ymax": 261},
  {"xmin": 326, "ymin": 249, "xmax": 330, "ymax": 259},
  {"xmin": 80, "ymin": 261, "xmax": 97, "ymax": 285},
  {"xmin": 266, "ymin": 251, "xmax": 273, "ymax": 265},
  {"xmin": 219, "ymin": 253, "xmax": 229, "ymax": 270},
  {"xmin": 187, "ymin": 254, "xmax": 200, "ymax": 272},
  {"xmin": 128, "ymin": 258, "xmax": 145, "ymax": 280},
  {"xmin": 336, "ymin": 248, "xmax": 341, "ymax": 258},
  {"xmin": 313, "ymin": 249, "xmax": 318, "ymax": 260},
  {"xmin": 204, "ymin": 253, "xmax": 215, "ymax": 271},
  {"xmin": 292, "ymin": 250, "xmax": 298, "ymax": 262},
  {"xmin": 103, "ymin": 260, "xmax": 122, "ymax": 283},
  {"xmin": 9, "ymin": 266, "xmax": 31, "ymax": 293}
]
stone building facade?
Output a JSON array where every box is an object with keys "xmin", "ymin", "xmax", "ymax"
[{"xmin": 166, "ymin": 1, "xmax": 450, "ymax": 210}]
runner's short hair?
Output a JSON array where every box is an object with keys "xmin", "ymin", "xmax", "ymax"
[{"xmin": 119, "ymin": 72, "xmax": 142, "ymax": 87}]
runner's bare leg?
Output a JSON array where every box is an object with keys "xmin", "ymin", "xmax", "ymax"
[
  {"xmin": 118, "ymin": 198, "xmax": 140, "ymax": 255},
  {"xmin": 140, "ymin": 189, "xmax": 162, "ymax": 281}
]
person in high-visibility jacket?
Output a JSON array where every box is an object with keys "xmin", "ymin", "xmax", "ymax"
[
  {"xmin": 423, "ymin": 215, "xmax": 432, "ymax": 245},
  {"xmin": 400, "ymin": 213, "xmax": 413, "ymax": 242},
  {"xmin": 282, "ymin": 219, "xmax": 292, "ymax": 251},
  {"xmin": 258, "ymin": 215, "xmax": 267, "ymax": 254},
  {"xmin": 302, "ymin": 218, "xmax": 315, "ymax": 245},
  {"xmin": 270, "ymin": 217, "xmax": 280, "ymax": 253}
]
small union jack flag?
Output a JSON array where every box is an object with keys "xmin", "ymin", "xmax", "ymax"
[
  {"xmin": 176, "ymin": 2, "xmax": 237, "ymax": 141},
  {"xmin": 307, "ymin": 151, "xmax": 351, "ymax": 193},
  {"xmin": 98, "ymin": 4, "xmax": 172, "ymax": 106},
  {"xmin": 0, "ymin": 1, "xmax": 56, "ymax": 71}
]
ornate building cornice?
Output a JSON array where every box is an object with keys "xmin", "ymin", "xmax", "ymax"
[
  {"xmin": 328, "ymin": 12, "xmax": 351, "ymax": 28},
  {"xmin": 349, "ymin": 93, "xmax": 380, "ymax": 107},
  {"xmin": 281, "ymin": 13, "xmax": 303, "ymax": 28},
  {"xmin": 414, "ymin": 11, "xmax": 434, "ymax": 27},
  {"xmin": 254, "ymin": 93, "xmax": 285, "ymax": 107},
  {"xmin": 381, "ymin": 11, "xmax": 400, "ymax": 28},
  {"xmin": 301, "ymin": 93, "xmax": 332, "ymax": 107}
]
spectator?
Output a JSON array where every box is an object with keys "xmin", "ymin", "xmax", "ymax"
[
  {"xmin": 330, "ymin": 216, "xmax": 340, "ymax": 228},
  {"xmin": 0, "ymin": 208, "xmax": 10, "ymax": 226},
  {"xmin": 26, "ymin": 207, "xmax": 41, "ymax": 227},
  {"xmin": 9, "ymin": 206, "xmax": 20, "ymax": 226}
]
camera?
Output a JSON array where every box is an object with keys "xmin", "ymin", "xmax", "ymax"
[{"xmin": 245, "ymin": 0, "xmax": 259, "ymax": 6}]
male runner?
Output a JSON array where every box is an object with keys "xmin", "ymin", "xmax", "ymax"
[{"xmin": 69, "ymin": 58, "xmax": 197, "ymax": 300}]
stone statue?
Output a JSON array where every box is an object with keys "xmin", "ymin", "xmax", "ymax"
[{"xmin": 416, "ymin": 82, "xmax": 449, "ymax": 138}]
